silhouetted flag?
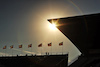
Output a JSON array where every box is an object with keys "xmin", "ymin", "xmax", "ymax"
[
  {"xmin": 10, "ymin": 45, "xmax": 13, "ymax": 49},
  {"xmin": 3, "ymin": 46, "xmax": 6, "ymax": 49},
  {"xmin": 38, "ymin": 43, "xmax": 42, "ymax": 47},
  {"xmin": 48, "ymin": 43, "xmax": 52, "ymax": 46},
  {"xmin": 28, "ymin": 44, "xmax": 32, "ymax": 48},
  {"xmin": 19, "ymin": 45, "xmax": 22, "ymax": 48},
  {"xmin": 59, "ymin": 42, "xmax": 63, "ymax": 46}
]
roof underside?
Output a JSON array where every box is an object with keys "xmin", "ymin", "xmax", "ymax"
[{"xmin": 48, "ymin": 13, "xmax": 100, "ymax": 55}]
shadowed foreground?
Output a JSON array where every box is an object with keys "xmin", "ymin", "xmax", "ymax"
[
  {"xmin": 48, "ymin": 13, "xmax": 100, "ymax": 67},
  {"xmin": 0, "ymin": 54, "xmax": 68, "ymax": 67}
]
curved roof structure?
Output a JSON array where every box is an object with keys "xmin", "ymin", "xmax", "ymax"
[{"xmin": 48, "ymin": 13, "xmax": 100, "ymax": 55}]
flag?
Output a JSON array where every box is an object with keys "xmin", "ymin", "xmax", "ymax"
[
  {"xmin": 3, "ymin": 46, "xmax": 6, "ymax": 49},
  {"xmin": 59, "ymin": 42, "xmax": 63, "ymax": 46},
  {"xmin": 48, "ymin": 43, "xmax": 52, "ymax": 46},
  {"xmin": 10, "ymin": 45, "xmax": 13, "ymax": 49},
  {"xmin": 38, "ymin": 43, "xmax": 42, "ymax": 47},
  {"xmin": 19, "ymin": 45, "xmax": 22, "ymax": 48},
  {"xmin": 28, "ymin": 44, "xmax": 32, "ymax": 48}
]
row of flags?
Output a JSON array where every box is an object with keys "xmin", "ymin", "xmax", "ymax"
[
  {"xmin": 38, "ymin": 43, "xmax": 52, "ymax": 47},
  {"xmin": 3, "ymin": 42, "xmax": 63, "ymax": 49}
]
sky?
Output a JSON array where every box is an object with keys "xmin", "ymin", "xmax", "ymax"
[{"xmin": 0, "ymin": 0, "xmax": 100, "ymax": 65}]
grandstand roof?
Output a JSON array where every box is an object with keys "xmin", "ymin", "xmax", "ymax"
[{"xmin": 48, "ymin": 13, "xmax": 100, "ymax": 55}]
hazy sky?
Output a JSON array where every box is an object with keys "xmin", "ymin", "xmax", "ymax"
[{"xmin": 0, "ymin": 0, "xmax": 100, "ymax": 64}]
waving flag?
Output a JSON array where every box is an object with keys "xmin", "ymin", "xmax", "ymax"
[
  {"xmin": 10, "ymin": 45, "xmax": 13, "ymax": 49},
  {"xmin": 38, "ymin": 43, "xmax": 42, "ymax": 47},
  {"xmin": 19, "ymin": 45, "xmax": 22, "ymax": 48},
  {"xmin": 3, "ymin": 46, "xmax": 6, "ymax": 49},
  {"xmin": 59, "ymin": 42, "xmax": 63, "ymax": 46},
  {"xmin": 28, "ymin": 44, "xmax": 32, "ymax": 48},
  {"xmin": 48, "ymin": 43, "xmax": 52, "ymax": 46}
]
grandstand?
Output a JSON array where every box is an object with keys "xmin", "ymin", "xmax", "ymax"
[
  {"xmin": 48, "ymin": 13, "xmax": 100, "ymax": 67},
  {"xmin": 0, "ymin": 54, "xmax": 68, "ymax": 67}
]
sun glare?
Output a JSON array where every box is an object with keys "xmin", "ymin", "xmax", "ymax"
[{"xmin": 49, "ymin": 23, "xmax": 57, "ymax": 30}]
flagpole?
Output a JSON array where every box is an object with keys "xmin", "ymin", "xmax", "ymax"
[
  {"xmin": 21, "ymin": 45, "xmax": 23, "ymax": 56},
  {"xmin": 11, "ymin": 48, "xmax": 12, "ymax": 56},
  {"xmin": 59, "ymin": 42, "xmax": 63, "ymax": 55},
  {"xmin": 62, "ymin": 45, "xmax": 63, "ymax": 55},
  {"xmin": 12, "ymin": 49, "xmax": 13, "ymax": 56},
  {"xmin": 21, "ymin": 48, "xmax": 22, "ymax": 56},
  {"xmin": 20, "ymin": 48, "xmax": 21, "ymax": 56},
  {"xmin": 11, "ymin": 45, "xmax": 13, "ymax": 56},
  {"xmin": 51, "ymin": 43, "xmax": 52, "ymax": 55},
  {"xmin": 41, "ymin": 47, "xmax": 42, "ymax": 55},
  {"xmin": 5, "ymin": 45, "xmax": 7, "ymax": 56},
  {"xmin": 38, "ymin": 43, "xmax": 42, "ymax": 55},
  {"xmin": 62, "ymin": 42, "xmax": 63, "ymax": 55},
  {"xmin": 19, "ymin": 45, "xmax": 23, "ymax": 56},
  {"xmin": 5, "ymin": 48, "xmax": 6, "ymax": 56},
  {"xmin": 31, "ymin": 47, "xmax": 32, "ymax": 55},
  {"xmin": 28, "ymin": 45, "xmax": 29, "ymax": 55},
  {"xmin": 21, "ymin": 47, "xmax": 23, "ymax": 56}
]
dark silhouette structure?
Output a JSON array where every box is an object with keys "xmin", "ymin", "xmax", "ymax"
[
  {"xmin": 0, "ymin": 54, "xmax": 68, "ymax": 67},
  {"xmin": 48, "ymin": 13, "xmax": 100, "ymax": 67}
]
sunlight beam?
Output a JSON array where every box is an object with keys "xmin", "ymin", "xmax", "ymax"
[{"xmin": 49, "ymin": 23, "xmax": 57, "ymax": 30}]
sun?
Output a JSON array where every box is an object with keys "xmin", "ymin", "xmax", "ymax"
[{"xmin": 49, "ymin": 23, "xmax": 57, "ymax": 30}]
